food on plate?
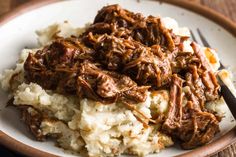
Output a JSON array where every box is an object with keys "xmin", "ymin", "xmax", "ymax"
[{"xmin": 0, "ymin": 4, "xmax": 232, "ymax": 157}]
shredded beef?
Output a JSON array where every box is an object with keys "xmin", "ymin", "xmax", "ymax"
[
  {"xmin": 24, "ymin": 37, "xmax": 149, "ymax": 104},
  {"xmin": 24, "ymin": 37, "xmax": 95, "ymax": 94},
  {"xmin": 77, "ymin": 61, "xmax": 149, "ymax": 104},
  {"xmin": 162, "ymin": 43, "xmax": 220, "ymax": 149},
  {"xmin": 83, "ymin": 33, "xmax": 172, "ymax": 87},
  {"xmin": 23, "ymin": 4, "xmax": 221, "ymax": 149},
  {"xmin": 18, "ymin": 106, "xmax": 45, "ymax": 141},
  {"xmin": 92, "ymin": 4, "xmax": 176, "ymax": 51},
  {"xmin": 162, "ymin": 74, "xmax": 219, "ymax": 149}
]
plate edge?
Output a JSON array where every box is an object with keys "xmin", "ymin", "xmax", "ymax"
[
  {"xmin": 157, "ymin": 0, "xmax": 236, "ymax": 37},
  {"xmin": 0, "ymin": 0, "xmax": 236, "ymax": 157}
]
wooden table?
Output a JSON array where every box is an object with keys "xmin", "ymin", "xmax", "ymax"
[{"xmin": 0, "ymin": 0, "xmax": 236, "ymax": 157}]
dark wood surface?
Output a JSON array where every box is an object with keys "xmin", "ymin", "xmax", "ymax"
[{"xmin": 0, "ymin": 0, "xmax": 236, "ymax": 157}]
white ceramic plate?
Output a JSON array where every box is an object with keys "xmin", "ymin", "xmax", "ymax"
[{"xmin": 0, "ymin": 0, "xmax": 236, "ymax": 157}]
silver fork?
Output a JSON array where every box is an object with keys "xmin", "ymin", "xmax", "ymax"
[{"xmin": 190, "ymin": 29, "xmax": 236, "ymax": 119}]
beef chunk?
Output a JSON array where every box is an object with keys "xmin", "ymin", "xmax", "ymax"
[
  {"xmin": 162, "ymin": 43, "xmax": 220, "ymax": 149},
  {"xmin": 83, "ymin": 33, "xmax": 172, "ymax": 88},
  {"xmin": 92, "ymin": 4, "xmax": 176, "ymax": 51},
  {"xmin": 77, "ymin": 61, "xmax": 149, "ymax": 104},
  {"xmin": 19, "ymin": 106, "xmax": 45, "ymax": 141},
  {"xmin": 24, "ymin": 37, "xmax": 95, "ymax": 94},
  {"xmin": 162, "ymin": 74, "xmax": 220, "ymax": 149}
]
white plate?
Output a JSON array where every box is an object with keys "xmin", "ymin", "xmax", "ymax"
[{"xmin": 0, "ymin": 0, "xmax": 236, "ymax": 156}]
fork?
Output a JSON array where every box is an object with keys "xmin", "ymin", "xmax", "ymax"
[{"xmin": 190, "ymin": 29, "xmax": 236, "ymax": 119}]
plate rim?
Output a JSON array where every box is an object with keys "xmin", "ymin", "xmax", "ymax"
[
  {"xmin": 161, "ymin": 0, "xmax": 236, "ymax": 37},
  {"xmin": 0, "ymin": 0, "xmax": 236, "ymax": 157}
]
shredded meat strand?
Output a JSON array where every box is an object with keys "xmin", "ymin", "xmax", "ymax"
[
  {"xmin": 18, "ymin": 106, "xmax": 45, "ymax": 141},
  {"xmin": 163, "ymin": 74, "xmax": 183, "ymax": 131}
]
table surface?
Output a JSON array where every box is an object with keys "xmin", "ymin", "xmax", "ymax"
[{"xmin": 0, "ymin": 0, "xmax": 236, "ymax": 157}]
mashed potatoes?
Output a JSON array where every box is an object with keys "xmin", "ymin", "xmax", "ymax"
[
  {"xmin": 12, "ymin": 81, "xmax": 172, "ymax": 156},
  {"xmin": 0, "ymin": 19, "xmax": 230, "ymax": 157}
]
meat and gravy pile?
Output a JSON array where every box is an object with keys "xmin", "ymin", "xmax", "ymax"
[{"xmin": 1, "ymin": 4, "xmax": 228, "ymax": 157}]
